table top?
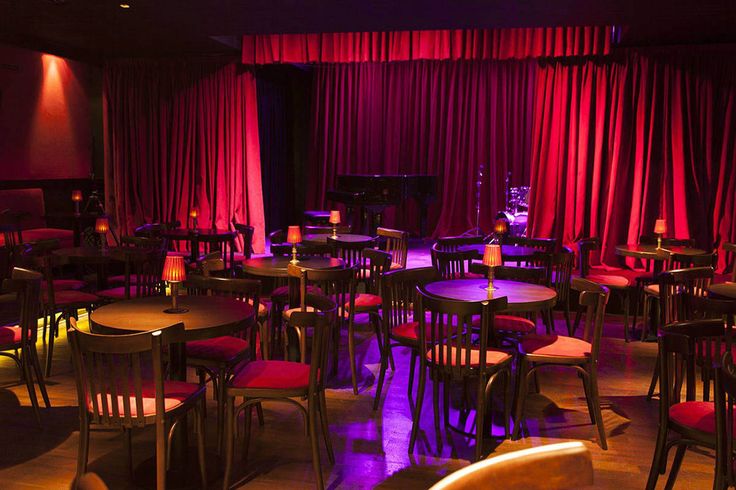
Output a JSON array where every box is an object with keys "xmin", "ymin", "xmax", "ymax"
[
  {"xmin": 240, "ymin": 256, "xmax": 344, "ymax": 278},
  {"xmin": 709, "ymin": 283, "xmax": 736, "ymax": 300},
  {"xmin": 90, "ymin": 295, "xmax": 254, "ymax": 341},
  {"xmin": 725, "ymin": 243, "xmax": 736, "ymax": 253},
  {"xmin": 162, "ymin": 228, "xmax": 236, "ymax": 240},
  {"xmin": 52, "ymin": 246, "xmax": 119, "ymax": 263},
  {"xmin": 303, "ymin": 233, "xmax": 373, "ymax": 244},
  {"xmin": 424, "ymin": 279, "xmax": 557, "ymax": 312},
  {"xmin": 615, "ymin": 244, "xmax": 706, "ymax": 260},
  {"xmin": 459, "ymin": 243, "xmax": 540, "ymax": 260}
]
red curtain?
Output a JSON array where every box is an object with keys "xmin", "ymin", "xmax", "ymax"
[
  {"xmin": 307, "ymin": 60, "xmax": 536, "ymax": 236},
  {"xmin": 103, "ymin": 61, "xmax": 266, "ymax": 252},
  {"xmin": 528, "ymin": 53, "xmax": 736, "ymax": 270},
  {"xmin": 243, "ymin": 26, "xmax": 612, "ymax": 64}
]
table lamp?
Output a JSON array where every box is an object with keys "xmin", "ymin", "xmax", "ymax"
[
  {"xmin": 329, "ymin": 210, "xmax": 341, "ymax": 238},
  {"xmin": 95, "ymin": 217, "xmax": 109, "ymax": 252},
  {"xmin": 71, "ymin": 190, "xmax": 83, "ymax": 216},
  {"xmin": 189, "ymin": 208, "xmax": 199, "ymax": 229},
  {"xmin": 493, "ymin": 219, "xmax": 508, "ymax": 242},
  {"xmin": 654, "ymin": 219, "xmax": 666, "ymax": 249},
  {"xmin": 162, "ymin": 254, "xmax": 188, "ymax": 313},
  {"xmin": 287, "ymin": 225, "xmax": 302, "ymax": 264},
  {"xmin": 482, "ymin": 243, "xmax": 502, "ymax": 291}
]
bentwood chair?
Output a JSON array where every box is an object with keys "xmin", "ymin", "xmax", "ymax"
[
  {"xmin": 715, "ymin": 355, "xmax": 736, "ymax": 489},
  {"xmin": 413, "ymin": 290, "xmax": 512, "ymax": 460},
  {"xmin": 68, "ymin": 319, "xmax": 207, "ymax": 490},
  {"xmin": 551, "ymin": 247, "xmax": 575, "ymax": 335},
  {"xmin": 108, "ymin": 236, "xmax": 165, "ymax": 286},
  {"xmin": 231, "ymin": 220, "xmax": 255, "ymax": 263},
  {"xmin": 184, "ymin": 275, "xmax": 262, "ymax": 452},
  {"xmin": 0, "ymin": 268, "xmax": 50, "ymax": 426},
  {"xmin": 431, "ymin": 244, "xmax": 484, "ymax": 280},
  {"xmin": 513, "ymin": 278, "xmax": 610, "ymax": 449},
  {"xmin": 429, "ymin": 441, "xmax": 594, "ymax": 490},
  {"xmin": 377, "ymin": 227, "xmax": 409, "ymax": 270},
  {"xmin": 96, "ymin": 248, "xmax": 165, "ymax": 301},
  {"xmin": 435, "ymin": 235, "xmax": 484, "ymax": 252},
  {"xmin": 222, "ymin": 295, "xmax": 337, "ymax": 490},
  {"xmin": 328, "ymin": 235, "xmax": 377, "ymax": 270},
  {"xmin": 373, "ymin": 266, "xmax": 439, "ymax": 411},
  {"xmin": 645, "ymin": 320, "xmax": 727, "ymax": 490}
]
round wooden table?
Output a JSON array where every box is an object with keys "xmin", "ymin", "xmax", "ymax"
[
  {"xmin": 424, "ymin": 278, "xmax": 557, "ymax": 313},
  {"xmin": 459, "ymin": 244, "xmax": 541, "ymax": 262},
  {"xmin": 240, "ymin": 256, "xmax": 344, "ymax": 278},
  {"xmin": 53, "ymin": 246, "xmax": 120, "ymax": 289},
  {"xmin": 302, "ymin": 233, "xmax": 373, "ymax": 245},
  {"xmin": 709, "ymin": 283, "xmax": 736, "ymax": 300},
  {"xmin": 615, "ymin": 244, "xmax": 706, "ymax": 274},
  {"xmin": 162, "ymin": 228, "xmax": 236, "ymax": 262}
]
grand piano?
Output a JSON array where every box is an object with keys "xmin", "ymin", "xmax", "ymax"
[{"xmin": 326, "ymin": 174, "xmax": 438, "ymax": 236}]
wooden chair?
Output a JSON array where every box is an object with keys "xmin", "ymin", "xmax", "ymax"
[
  {"xmin": 222, "ymin": 295, "xmax": 337, "ymax": 490},
  {"xmin": 513, "ymin": 278, "xmax": 610, "ymax": 449},
  {"xmin": 374, "ymin": 266, "xmax": 439, "ymax": 410},
  {"xmin": 231, "ymin": 220, "xmax": 254, "ymax": 264},
  {"xmin": 304, "ymin": 224, "xmax": 351, "ymax": 235},
  {"xmin": 431, "ymin": 243, "xmax": 484, "ymax": 280},
  {"xmin": 429, "ymin": 441, "xmax": 593, "ymax": 490},
  {"xmin": 645, "ymin": 266, "xmax": 714, "ymax": 401},
  {"xmin": 0, "ymin": 268, "xmax": 50, "ymax": 426},
  {"xmin": 328, "ymin": 235, "xmax": 376, "ymax": 269},
  {"xmin": 715, "ymin": 355, "xmax": 736, "ymax": 489},
  {"xmin": 435, "ymin": 235, "xmax": 484, "ymax": 252},
  {"xmin": 377, "ymin": 227, "xmax": 409, "ymax": 269},
  {"xmin": 108, "ymin": 236, "xmax": 165, "ymax": 286},
  {"xmin": 646, "ymin": 320, "xmax": 727, "ymax": 489},
  {"xmin": 413, "ymin": 290, "xmax": 512, "ymax": 460},
  {"xmin": 551, "ymin": 247, "xmax": 575, "ymax": 335},
  {"xmin": 197, "ymin": 231, "xmax": 237, "ymax": 275},
  {"xmin": 502, "ymin": 236, "xmax": 557, "ymax": 254},
  {"xmin": 97, "ymin": 248, "xmax": 164, "ymax": 302},
  {"xmin": 68, "ymin": 319, "xmax": 207, "ymax": 490},
  {"xmin": 184, "ymin": 275, "xmax": 262, "ymax": 452}
]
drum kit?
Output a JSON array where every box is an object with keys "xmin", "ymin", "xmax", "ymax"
[{"xmin": 500, "ymin": 184, "xmax": 530, "ymax": 236}]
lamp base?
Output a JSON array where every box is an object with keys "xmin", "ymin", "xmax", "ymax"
[
  {"xmin": 290, "ymin": 259, "xmax": 299, "ymax": 265},
  {"xmin": 481, "ymin": 285, "xmax": 498, "ymax": 291},
  {"xmin": 163, "ymin": 307, "xmax": 189, "ymax": 314}
]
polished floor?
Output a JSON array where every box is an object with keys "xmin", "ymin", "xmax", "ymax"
[{"xmin": 0, "ymin": 244, "xmax": 719, "ymax": 489}]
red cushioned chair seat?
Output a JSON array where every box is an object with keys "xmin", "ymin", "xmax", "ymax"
[
  {"xmin": 187, "ymin": 336, "xmax": 250, "ymax": 362},
  {"xmin": 108, "ymin": 275, "xmax": 138, "ymax": 285},
  {"xmin": 52, "ymin": 279, "xmax": 86, "ymax": 291},
  {"xmin": 270, "ymin": 284, "xmax": 323, "ymax": 299},
  {"xmin": 230, "ymin": 360, "xmax": 310, "ymax": 390},
  {"xmin": 44, "ymin": 290, "xmax": 99, "ymax": 306},
  {"xmin": 96, "ymin": 286, "xmax": 148, "ymax": 300},
  {"xmin": 390, "ymin": 262, "xmax": 403, "ymax": 270},
  {"xmin": 521, "ymin": 334, "xmax": 591, "ymax": 357},
  {"xmin": 449, "ymin": 272, "xmax": 485, "ymax": 280},
  {"xmin": 471, "ymin": 314, "xmax": 536, "ymax": 334},
  {"xmin": 0, "ymin": 325, "xmax": 22, "ymax": 345},
  {"xmin": 232, "ymin": 252, "xmax": 250, "ymax": 263},
  {"xmin": 88, "ymin": 379, "xmax": 202, "ymax": 417},
  {"xmin": 669, "ymin": 401, "xmax": 717, "ymax": 434},
  {"xmin": 345, "ymin": 293, "xmax": 382, "ymax": 310},
  {"xmin": 426, "ymin": 344, "xmax": 511, "ymax": 367}
]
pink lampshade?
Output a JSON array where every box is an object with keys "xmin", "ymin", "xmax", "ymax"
[
  {"xmin": 494, "ymin": 219, "xmax": 508, "ymax": 234},
  {"xmin": 329, "ymin": 210, "xmax": 341, "ymax": 225},
  {"xmin": 482, "ymin": 244, "xmax": 502, "ymax": 267},
  {"xmin": 71, "ymin": 190, "xmax": 83, "ymax": 202},
  {"xmin": 189, "ymin": 208, "xmax": 198, "ymax": 219},
  {"xmin": 654, "ymin": 219, "xmax": 667, "ymax": 235},
  {"xmin": 287, "ymin": 225, "xmax": 302, "ymax": 244},
  {"xmin": 95, "ymin": 217, "xmax": 109, "ymax": 234},
  {"xmin": 162, "ymin": 254, "xmax": 186, "ymax": 282}
]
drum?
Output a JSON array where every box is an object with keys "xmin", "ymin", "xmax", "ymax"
[{"xmin": 511, "ymin": 212, "xmax": 528, "ymax": 236}]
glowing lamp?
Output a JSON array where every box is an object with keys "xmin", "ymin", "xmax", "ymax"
[
  {"xmin": 287, "ymin": 226, "xmax": 302, "ymax": 264},
  {"xmin": 71, "ymin": 190, "xmax": 83, "ymax": 215},
  {"xmin": 654, "ymin": 219, "xmax": 666, "ymax": 249},
  {"xmin": 482, "ymin": 244, "xmax": 502, "ymax": 291},
  {"xmin": 493, "ymin": 219, "xmax": 508, "ymax": 238},
  {"xmin": 329, "ymin": 210, "xmax": 341, "ymax": 237},
  {"xmin": 189, "ymin": 208, "xmax": 199, "ymax": 229},
  {"xmin": 95, "ymin": 217, "xmax": 109, "ymax": 252},
  {"xmin": 162, "ymin": 254, "xmax": 188, "ymax": 313}
]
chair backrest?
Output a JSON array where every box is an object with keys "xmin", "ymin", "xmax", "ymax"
[
  {"xmin": 304, "ymin": 225, "xmax": 351, "ymax": 235},
  {"xmin": 417, "ymin": 288, "xmax": 508, "ymax": 376},
  {"xmin": 503, "ymin": 236, "xmax": 557, "ymax": 254},
  {"xmin": 269, "ymin": 229, "xmax": 286, "ymax": 246},
  {"xmin": 377, "ymin": 227, "xmax": 409, "ymax": 269},
  {"xmin": 576, "ymin": 237, "xmax": 600, "ymax": 277},
  {"xmin": 285, "ymin": 294, "xmax": 337, "ymax": 390},
  {"xmin": 571, "ymin": 278, "xmax": 609, "ymax": 360},
  {"xmin": 431, "ymin": 243, "xmax": 476, "ymax": 280},
  {"xmin": 68, "ymin": 319, "xmax": 185, "ymax": 428},
  {"xmin": 1, "ymin": 267, "xmax": 42, "ymax": 348},
  {"xmin": 669, "ymin": 251, "xmax": 715, "ymax": 270},
  {"xmin": 657, "ymin": 266, "xmax": 713, "ymax": 325},
  {"xmin": 232, "ymin": 221, "xmax": 255, "ymax": 260},
  {"xmin": 715, "ymin": 357, "xmax": 736, "ymax": 486},
  {"xmin": 381, "ymin": 266, "xmax": 439, "ymax": 333},
  {"xmin": 328, "ymin": 236, "xmax": 377, "ymax": 269},
  {"xmin": 198, "ymin": 251, "xmax": 226, "ymax": 277},
  {"xmin": 271, "ymin": 242, "xmax": 332, "ymax": 257},
  {"xmin": 435, "ymin": 235, "xmax": 484, "ymax": 252},
  {"xmin": 663, "ymin": 237, "xmax": 696, "ymax": 248},
  {"xmin": 197, "ymin": 231, "xmax": 237, "ymax": 272},
  {"xmin": 493, "ymin": 265, "xmax": 547, "ymax": 285},
  {"xmin": 429, "ymin": 441, "xmax": 593, "ymax": 490},
  {"xmin": 287, "ymin": 263, "xmax": 354, "ymax": 325},
  {"xmin": 360, "ymin": 248, "xmax": 392, "ymax": 294},
  {"xmin": 551, "ymin": 247, "xmax": 575, "ymax": 302},
  {"xmin": 113, "ymin": 248, "xmax": 165, "ymax": 299}
]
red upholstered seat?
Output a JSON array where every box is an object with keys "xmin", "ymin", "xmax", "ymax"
[
  {"xmin": 44, "ymin": 290, "xmax": 99, "ymax": 306},
  {"xmin": 346, "ymin": 293, "xmax": 382, "ymax": 310},
  {"xmin": 230, "ymin": 360, "xmax": 310, "ymax": 390},
  {"xmin": 644, "ymin": 284, "xmax": 659, "ymax": 296},
  {"xmin": 495, "ymin": 315, "xmax": 537, "ymax": 334},
  {"xmin": 270, "ymin": 284, "xmax": 323, "ymax": 299},
  {"xmin": 96, "ymin": 286, "xmax": 147, "ymax": 300},
  {"xmin": 426, "ymin": 344, "xmax": 511, "ymax": 367},
  {"xmin": 449, "ymin": 272, "xmax": 485, "ymax": 280},
  {"xmin": 187, "ymin": 336, "xmax": 250, "ymax": 362},
  {"xmin": 232, "ymin": 252, "xmax": 249, "ymax": 263},
  {"xmin": 389, "ymin": 262, "xmax": 403, "ymax": 270},
  {"xmin": 88, "ymin": 380, "xmax": 202, "ymax": 417},
  {"xmin": 521, "ymin": 334, "xmax": 592, "ymax": 357},
  {"xmin": 283, "ymin": 306, "xmax": 317, "ymax": 320},
  {"xmin": 669, "ymin": 401, "xmax": 715, "ymax": 434},
  {"xmin": 52, "ymin": 279, "xmax": 86, "ymax": 291},
  {"xmin": 0, "ymin": 325, "xmax": 22, "ymax": 345},
  {"xmin": 108, "ymin": 274, "xmax": 138, "ymax": 285}
]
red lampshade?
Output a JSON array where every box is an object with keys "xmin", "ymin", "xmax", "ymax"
[
  {"xmin": 162, "ymin": 254, "xmax": 186, "ymax": 282},
  {"xmin": 189, "ymin": 208, "xmax": 198, "ymax": 219},
  {"xmin": 482, "ymin": 244, "xmax": 502, "ymax": 267},
  {"xmin": 95, "ymin": 217, "xmax": 109, "ymax": 234},
  {"xmin": 287, "ymin": 225, "xmax": 302, "ymax": 244},
  {"xmin": 71, "ymin": 190, "xmax": 83, "ymax": 202},
  {"xmin": 654, "ymin": 219, "xmax": 667, "ymax": 235},
  {"xmin": 494, "ymin": 219, "xmax": 508, "ymax": 234},
  {"xmin": 329, "ymin": 210, "xmax": 341, "ymax": 225}
]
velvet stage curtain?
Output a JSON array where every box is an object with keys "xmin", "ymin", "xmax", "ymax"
[
  {"xmin": 103, "ymin": 61, "xmax": 266, "ymax": 253},
  {"xmin": 307, "ymin": 60, "xmax": 536, "ymax": 237}
]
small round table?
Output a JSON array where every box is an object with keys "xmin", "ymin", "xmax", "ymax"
[
  {"xmin": 459, "ymin": 244, "xmax": 541, "ymax": 262},
  {"xmin": 162, "ymin": 228, "xmax": 237, "ymax": 262},
  {"xmin": 302, "ymin": 233, "xmax": 373, "ymax": 245},
  {"xmin": 53, "ymin": 246, "xmax": 118, "ymax": 289},
  {"xmin": 240, "ymin": 256, "xmax": 344, "ymax": 278},
  {"xmin": 424, "ymin": 278, "xmax": 557, "ymax": 313},
  {"xmin": 615, "ymin": 244, "xmax": 706, "ymax": 274},
  {"xmin": 709, "ymin": 283, "xmax": 736, "ymax": 300}
]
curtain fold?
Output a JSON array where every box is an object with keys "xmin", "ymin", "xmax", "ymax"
[{"xmin": 103, "ymin": 61, "xmax": 266, "ymax": 253}]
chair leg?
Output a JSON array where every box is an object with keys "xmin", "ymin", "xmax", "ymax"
[
  {"xmin": 222, "ymin": 396, "xmax": 235, "ymax": 490},
  {"xmin": 645, "ymin": 419, "xmax": 669, "ymax": 489},
  {"xmin": 647, "ymin": 354, "xmax": 660, "ymax": 401},
  {"xmin": 308, "ymin": 396, "xmax": 325, "ymax": 490},
  {"xmin": 512, "ymin": 357, "xmax": 529, "ymax": 440},
  {"xmin": 196, "ymin": 400, "xmax": 208, "ymax": 490},
  {"xmin": 373, "ymin": 337, "xmax": 390, "ymax": 411},
  {"xmin": 348, "ymin": 314, "xmax": 359, "ymax": 395},
  {"xmin": 409, "ymin": 361, "xmax": 426, "ymax": 454},
  {"xmin": 318, "ymin": 391, "xmax": 335, "ymax": 464},
  {"xmin": 407, "ymin": 350, "xmax": 417, "ymax": 407},
  {"xmin": 216, "ymin": 367, "xmax": 226, "ymax": 454},
  {"xmin": 45, "ymin": 313, "xmax": 59, "ymax": 377},
  {"xmin": 641, "ymin": 295, "xmax": 652, "ymax": 341},
  {"xmin": 503, "ymin": 369, "xmax": 511, "ymax": 439},
  {"xmin": 475, "ymin": 375, "xmax": 486, "ymax": 462},
  {"xmin": 623, "ymin": 291, "xmax": 630, "ymax": 343},
  {"xmin": 21, "ymin": 354, "xmax": 42, "ymax": 427},
  {"xmin": 124, "ymin": 428, "xmax": 134, "ymax": 478},
  {"xmin": 256, "ymin": 402, "xmax": 265, "ymax": 426},
  {"xmin": 664, "ymin": 445, "xmax": 687, "ymax": 490},
  {"xmin": 242, "ymin": 405, "xmax": 253, "ymax": 462},
  {"xmin": 580, "ymin": 372, "xmax": 596, "ymax": 424},
  {"xmin": 29, "ymin": 347, "xmax": 50, "ymax": 408},
  {"xmin": 432, "ymin": 373, "xmax": 442, "ymax": 450},
  {"xmin": 564, "ymin": 298, "xmax": 572, "ymax": 336},
  {"xmin": 77, "ymin": 420, "xmax": 90, "ymax": 480},
  {"xmin": 588, "ymin": 367, "xmax": 607, "ymax": 450},
  {"xmin": 442, "ymin": 375, "xmax": 450, "ymax": 428}
]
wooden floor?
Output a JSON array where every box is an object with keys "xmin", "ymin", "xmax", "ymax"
[{"xmin": 0, "ymin": 251, "xmax": 719, "ymax": 489}]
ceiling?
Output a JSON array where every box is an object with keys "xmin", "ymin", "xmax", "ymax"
[{"xmin": 1, "ymin": 0, "xmax": 735, "ymax": 63}]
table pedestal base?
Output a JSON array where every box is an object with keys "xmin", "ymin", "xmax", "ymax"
[{"xmin": 133, "ymin": 448, "xmax": 221, "ymax": 490}]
